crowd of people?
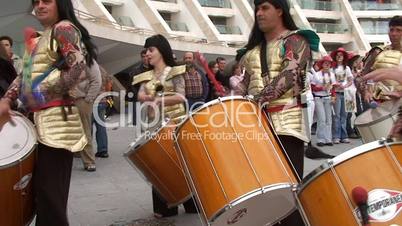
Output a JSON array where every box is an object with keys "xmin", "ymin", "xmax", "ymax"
[{"xmin": 0, "ymin": 0, "xmax": 401, "ymax": 225}]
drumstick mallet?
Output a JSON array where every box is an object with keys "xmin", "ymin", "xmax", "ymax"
[{"xmin": 352, "ymin": 186, "xmax": 370, "ymax": 226}]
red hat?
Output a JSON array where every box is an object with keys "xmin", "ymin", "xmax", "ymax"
[
  {"xmin": 330, "ymin": 47, "xmax": 349, "ymax": 62},
  {"xmin": 348, "ymin": 52, "xmax": 361, "ymax": 62},
  {"xmin": 317, "ymin": 55, "xmax": 333, "ymax": 70}
]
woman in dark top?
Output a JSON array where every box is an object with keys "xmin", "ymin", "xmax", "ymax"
[{"xmin": 0, "ymin": 44, "xmax": 17, "ymax": 98}]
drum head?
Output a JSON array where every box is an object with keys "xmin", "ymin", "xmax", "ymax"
[
  {"xmin": 211, "ymin": 185, "xmax": 296, "ymax": 226},
  {"xmin": 0, "ymin": 114, "xmax": 36, "ymax": 167},
  {"xmin": 355, "ymin": 99, "xmax": 401, "ymax": 126}
]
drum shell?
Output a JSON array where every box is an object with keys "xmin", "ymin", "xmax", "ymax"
[
  {"xmin": 125, "ymin": 125, "xmax": 191, "ymax": 207},
  {"xmin": 298, "ymin": 142, "xmax": 402, "ymax": 226},
  {"xmin": 175, "ymin": 97, "xmax": 298, "ymax": 225},
  {"xmin": 0, "ymin": 113, "xmax": 36, "ymax": 226}
]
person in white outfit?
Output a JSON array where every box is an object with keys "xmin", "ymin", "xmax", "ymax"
[
  {"xmin": 304, "ymin": 60, "xmax": 335, "ymax": 159},
  {"xmin": 311, "ymin": 56, "xmax": 336, "ymax": 146}
]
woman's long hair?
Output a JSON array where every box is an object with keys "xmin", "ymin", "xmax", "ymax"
[{"xmin": 32, "ymin": 0, "xmax": 97, "ymax": 66}]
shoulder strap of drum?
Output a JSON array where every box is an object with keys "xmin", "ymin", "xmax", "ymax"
[{"xmin": 260, "ymin": 40, "xmax": 269, "ymax": 78}]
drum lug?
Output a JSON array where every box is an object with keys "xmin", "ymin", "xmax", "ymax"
[{"xmin": 379, "ymin": 138, "xmax": 386, "ymax": 145}]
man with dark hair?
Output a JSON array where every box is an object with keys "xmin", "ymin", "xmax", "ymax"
[
  {"xmin": 215, "ymin": 56, "xmax": 229, "ymax": 88},
  {"xmin": 237, "ymin": 0, "xmax": 322, "ymax": 224},
  {"xmin": 359, "ymin": 15, "xmax": 402, "ymax": 103},
  {"xmin": 0, "ymin": 0, "xmax": 97, "ymax": 225},
  {"xmin": 129, "ymin": 49, "xmax": 150, "ymax": 125},
  {"xmin": 0, "ymin": 35, "xmax": 23, "ymax": 75},
  {"xmin": 132, "ymin": 49, "xmax": 150, "ymax": 76}
]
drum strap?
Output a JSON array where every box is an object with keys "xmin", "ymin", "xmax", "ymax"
[{"xmin": 260, "ymin": 40, "xmax": 269, "ymax": 78}]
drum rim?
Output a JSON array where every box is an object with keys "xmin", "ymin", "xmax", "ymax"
[
  {"xmin": 208, "ymin": 183, "xmax": 296, "ymax": 225},
  {"xmin": 354, "ymin": 100, "xmax": 401, "ymax": 126},
  {"xmin": 175, "ymin": 95, "xmax": 255, "ymax": 135},
  {"xmin": 298, "ymin": 140, "xmax": 401, "ymax": 193},
  {"xmin": 354, "ymin": 112, "xmax": 397, "ymax": 127},
  {"xmin": 0, "ymin": 145, "xmax": 37, "ymax": 170},
  {"xmin": 0, "ymin": 112, "xmax": 37, "ymax": 169},
  {"xmin": 124, "ymin": 120, "xmax": 171, "ymax": 156}
]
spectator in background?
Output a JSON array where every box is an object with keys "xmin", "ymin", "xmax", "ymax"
[
  {"xmin": 350, "ymin": 54, "xmax": 368, "ymax": 115},
  {"xmin": 229, "ymin": 62, "xmax": 246, "ymax": 95},
  {"xmin": 304, "ymin": 58, "xmax": 334, "ymax": 159},
  {"xmin": 0, "ymin": 36, "xmax": 23, "ymax": 75},
  {"xmin": 346, "ymin": 53, "xmax": 363, "ymax": 139},
  {"xmin": 183, "ymin": 52, "xmax": 209, "ymax": 108},
  {"xmin": 0, "ymin": 44, "xmax": 17, "ymax": 98},
  {"xmin": 71, "ymin": 60, "xmax": 102, "ymax": 172},
  {"xmin": 194, "ymin": 54, "xmax": 226, "ymax": 102},
  {"xmin": 208, "ymin": 61, "xmax": 219, "ymax": 74},
  {"xmin": 93, "ymin": 66, "xmax": 112, "ymax": 158},
  {"xmin": 215, "ymin": 56, "xmax": 229, "ymax": 88},
  {"xmin": 129, "ymin": 49, "xmax": 150, "ymax": 125},
  {"xmin": 331, "ymin": 47, "xmax": 353, "ymax": 144},
  {"xmin": 132, "ymin": 49, "xmax": 150, "ymax": 76},
  {"xmin": 311, "ymin": 56, "xmax": 336, "ymax": 147},
  {"xmin": 183, "ymin": 63, "xmax": 206, "ymax": 110}
]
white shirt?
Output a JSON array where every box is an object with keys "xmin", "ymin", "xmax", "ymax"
[{"xmin": 312, "ymin": 70, "xmax": 336, "ymax": 97}]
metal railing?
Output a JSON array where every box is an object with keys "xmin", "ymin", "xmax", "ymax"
[
  {"xmin": 151, "ymin": 0, "xmax": 177, "ymax": 3},
  {"xmin": 361, "ymin": 25, "xmax": 389, "ymax": 35},
  {"xmin": 297, "ymin": 0, "xmax": 340, "ymax": 11},
  {"xmin": 310, "ymin": 22, "xmax": 351, "ymax": 34},
  {"xmin": 215, "ymin": 24, "xmax": 242, "ymax": 35},
  {"xmin": 350, "ymin": 1, "xmax": 402, "ymax": 10},
  {"xmin": 198, "ymin": 0, "xmax": 232, "ymax": 8},
  {"xmin": 166, "ymin": 21, "xmax": 189, "ymax": 32},
  {"xmin": 73, "ymin": 9, "xmax": 233, "ymax": 47},
  {"xmin": 116, "ymin": 16, "xmax": 135, "ymax": 27}
]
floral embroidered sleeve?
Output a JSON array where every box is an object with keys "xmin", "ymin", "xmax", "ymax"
[
  {"xmin": 257, "ymin": 35, "xmax": 311, "ymax": 103},
  {"xmin": 53, "ymin": 21, "xmax": 86, "ymax": 89}
]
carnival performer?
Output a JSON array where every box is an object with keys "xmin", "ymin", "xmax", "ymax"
[
  {"xmin": 237, "ymin": 0, "xmax": 320, "ymax": 224},
  {"xmin": 0, "ymin": 0, "xmax": 97, "ymax": 224},
  {"xmin": 358, "ymin": 16, "xmax": 402, "ymax": 103},
  {"xmin": 132, "ymin": 34, "xmax": 197, "ymax": 218}
]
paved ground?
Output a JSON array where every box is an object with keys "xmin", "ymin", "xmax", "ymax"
[{"xmin": 32, "ymin": 114, "xmax": 363, "ymax": 226}]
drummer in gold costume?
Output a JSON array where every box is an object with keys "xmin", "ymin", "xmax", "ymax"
[
  {"xmin": 364, "ymin": 66, "xmax": 402, "ymax": 139},
  {"xmin": 0, "ymin": 0, "xmax": 97, "ymax": 225},
  {"xmin": 359, "ymin": 16, "xmax": 402, "ymax": 102},
  {"xmin": 132, "ymin": 34, "xmax": 197, "ymax": 218},
  {"xmin": 236, "ymin": 0, "xmax": 320, "ymax": 225}
]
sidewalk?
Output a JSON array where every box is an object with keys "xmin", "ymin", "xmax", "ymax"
[{"xmin": 62, "ymin": 115, "xmax": 362, "ymax": 226}]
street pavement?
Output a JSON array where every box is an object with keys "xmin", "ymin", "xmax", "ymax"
[{"xmin": 36, "ymin": 114, "xmax": 364, "ymax": 226}]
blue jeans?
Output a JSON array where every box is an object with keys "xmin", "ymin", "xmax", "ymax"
[
  {"xmin": 93, "ymin": 103, "xmax": 108, "ymax": 153},
  {"xmin": 315, "ymin": 97, "xmax": 332, "ymax": 143},
  {"xmin": 333, "ymin": 93, "xmax": 348, "ymax": 140}
]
